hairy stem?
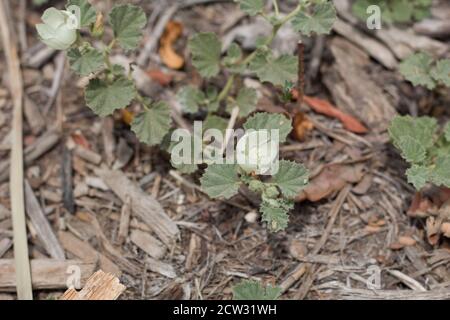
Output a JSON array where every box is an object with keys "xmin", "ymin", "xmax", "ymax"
[
  {"xmin": 216, "ymin": 4, "xmax": 302, "ymax": 109},
  {"xmin": 272, "ymin": 0, "xmax": 280, "ymax": 16},
  {"xmin": 217, "ymin": 74, "xmax": 235, "ymax": 102}
]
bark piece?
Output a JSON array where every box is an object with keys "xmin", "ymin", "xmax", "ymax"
[
  {"xmin": 130, "ymin": 229, "xmax": 166, "ymax": 259},
  {"xmin": 0, "ymin": 238, "xmax": 12, "ymax": 258},
  {"xmin": 58, "ymin": 231, "xmax": 121, "ymax": 276},
  {"xmin": 322, "ymin": 38, "xmax": 397, "ymax": 132},
  {"xmin": 0, "ymin": 259, "xmax": 95, "ymax": 291},
  {"xmin": 96, "ymin": 168, "xmax": 179, "ymax": 246},
  {"xmin": 146, "ymin": 257, "xmax": 176, "ymax": 279},
  {"xmin": 333, "ymin": 19, "xmax": 397, "ymax": 69},
  {"xmin": 23, "ymin": 95, "xmax": 45, "ymax": 135},
  {"xmin": 74, "ymin": 145, "xmax": 102, "ymax": 165},
  {"xmin": 60, "ymin": 270, "xmax": 125, "ymax": 300},
  {"xmin": 24, "ymin": 180, "xmax": 65, "ymax": 260}
]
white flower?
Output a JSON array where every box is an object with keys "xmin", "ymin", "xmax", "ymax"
[
  {"xmin": 36, "ymin": 8, "xmax": 78, "ymax": 50},
  {"xmin": 236, "ymin": 130, "xmax": 279, "ymax": 175}
]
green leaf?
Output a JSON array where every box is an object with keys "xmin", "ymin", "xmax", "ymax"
[
  {"xmin": 200, "ymin": 164, "xmax": 241, "ymax": 199},
  {"xmin": 188, "ymin": 32, "xmax": 222, "ymax": 78},
  {"xmin": 389, "ymin": 116, "xmax": 437, "ymax": 153},
  {"xmin": 66, "ymin": 0, "xmax": 96, "ymax": 27},
  {"xmin": 399, "ymin": 52, "xmax": 436, "ymax": 89},
  {"xmin": 406, "ymin": 165, "xmax": 430, "ymax": 190},
  {"xmin": 430, "ymin": 156, "xmax": 450, "ymax": 187},
  {"xmin": 67, "ymin": 47, "xmax": 104, "ymax": 76},
  {"xmin": 233, "ymin": 280, "xmax": 281, "ymax": 300},
  {"xmin": 223, "ymin": 43, "xmax": 244, "ymax": 73},
  {"xmin": 444, "ymin": 123, "xmax": 450, "ymax": 142},
  {"xmin": 430, "ymin": 59, "xmax": 450, "ymax": 87},
  {"xmin": 177, "ymin": 86, "xmax": 205, "ymax": 113},
  {"xmin": 131, "ymin": 102, "xmax": 171, "ymax": 146},
  {"xmin": 270, "ymin": 160, "xmax": 309, "ymax": 198},
  {"xmin": 397, "ymin": 136, "xmax": 427, "ymax": 163},
  {"xmin": 236, "ymin": 0, "xmax": 265, "ymax": 16},
  {"xmin": 85, "ymin": 76, "xmax": 136, "ymax": 116},
  {"xmin": 243, "ymin": 112, "xmax": 292, "ymax": 143},
  {"xmin": 391, "ymin": 0, "xmax": 413, "ymax": 22},
  {"xmin": 248, "ymin": 50, "xmax": 297, "ymax": 86},
  {"xmin": 203, "ymin": 115, "xmax": 228, "ymax": 133},
  {"xmin": 231, "ymin": 87, "xmax": 258, "ymax": 117},
  {"xmin": 291, "ymin": 2, "xmax": 336, "ymax": 36},
  {"xmin": 109, "ymin": 4, "xmax": 147, "ymax": 50},
  {"xmin": 260, "ymin": 198, "xmax": 293, "ymax": 232}
]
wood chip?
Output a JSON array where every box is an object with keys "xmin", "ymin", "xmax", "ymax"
[
  {"xmin": 146, "ymin": 257, "xmax": 177, "ymax": 279},
  {"xmin": 117, "ymin": 196, "xmax": 131, "ymax": 245},
  {"xmin": 0, "ymin": 259, "xmax": 95, "ymax": 291},
  {"xmin": 60, "ymin": 270, "xmax": 125, "ymax": 300},
  {"xmin": 58, "ymin": 231, "xmax": 121, "ymax": 276},
  {"xmin": 130, "ymin": 229, "xmax": 166, "ymax": 259},
  {"xmin": 0, "ymin": 238, "xmax": 12, "ymax": 258},
  {"xmin": 96, "ymin": 168, "xmax": 179, "ymax": 246},
  {"xmin": 24, "ymin": 180, "xmax": 65, "ymax": 260},
  {"xmin": 23, "ymin": 95, "xmax": 45, "ymax": 135},
  {"xmin": 74, "ymin": 145, "xmax": 102, "ymax": 165}
]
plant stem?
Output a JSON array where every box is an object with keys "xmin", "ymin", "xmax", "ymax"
[
  {"xmin": 217, "ymin": 74, "xmax": 235, "ymax": 102},
  {"xmin": 217, "ymin": 4, "xmax": 302, "ymax": 106},
  {"xmin": 272, "ymin": 0, "xmax": 280, "ymax": 16}
]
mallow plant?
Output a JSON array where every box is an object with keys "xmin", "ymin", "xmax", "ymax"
[
  {"xmin": 177, "ymin": 0, "xmax": 336, "ymax": 231},
  {"xmin": 36, "ymin": 0, "xmax": 171, "ymax": 146},
  {"xmin": 37, "ymin": 0, "xmax": 337, "ymax": 232},
  {"xmin": 389, "ymin": 116, "xmax": 450, "ymax": 190},
  {"xmin": 399, "ymin": 52, "xmax": 450, "ymax": 90}
]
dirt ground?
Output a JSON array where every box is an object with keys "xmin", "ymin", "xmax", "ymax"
[{"xmin": 0, "ymin": 0, "xmax": 449, "ymax": 300}]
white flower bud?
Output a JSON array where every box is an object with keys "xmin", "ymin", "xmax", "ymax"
[
  {"xmin": 236, "ymin": 130, "xmax": 279, "ymax": 175},
  {"xmin": 36, "ymin": 8, "xmax": 78, "ymax": 50}
]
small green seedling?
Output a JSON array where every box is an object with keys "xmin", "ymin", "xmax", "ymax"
[
  {"xmin": 389, "ymin": 116, "xmax": 450, "ymax": 190},
  {"xmin": 399, "ymin": 52, "xmax": 450, "ymax": 90},
  {"xmin": 36, "ymin": 0, "xmax": 171, "ymax": 146},
  {"xmin": 352, "ymin": 0, "xmax": 432, "ymax": 24},
  {"xmin": 233, "ymin": 279, "xmax": 281, "ymax": 300}
]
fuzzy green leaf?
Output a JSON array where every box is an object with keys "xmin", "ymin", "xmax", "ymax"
[
  {"xmin": 248, "ymin": 50, "xmax": 297, "ymax": 86},
  {"xmin": 430, "ymin": 59, "xmax": 450, "ymax": 87},
  {"xmin": 188, "ymin": 32, "xmax": 222, "ymax": 78},
  {"xmin": 406, "ymin": 165, "xmax": 430, "ymax": 190},
  {"xmin": 177, "ymin": 86, "xmax": 205, "ymax": 113},
  {"xmin": 291, "ymin": 2, "xmax": 336, "ymax": 36},
  {"xmin": 270, "ymin": 160, "xmax": 309, "ymax": 198},
  {"xmin": 110, "ymin": 4, "xmax": 146, "ymax": 50},
  {"xmin": 430, "ymin": 156, "xmax": 450, "ymax": 187},
  {"xmin": 260, "ymin": 198, "xmax": 293, "ymax": 232},
  {"xmin": 231, "ymin": 87, "xmax": 258, "ymax": 117},
  {"xmin": 200, "ymin": 164, "xmax": 241, "ymax": 199},
  {"xmin": 131, "ymin": 102, "xmax": 171, "ymax": 146},
  {"xmin": 203, "ymin": 115, "xmax": 228, "ymax": 133},
  {"xmin": 233, "ymin": 280, "xmax": 281, "ymax": 300},
  {"xmin": 243, "ymin": 112, "xmax": 292, "ymax": 143},
  {"xmin": 66, "ymin": 0, "xmax": 96, "ymax": 27},
  {"xmin": 67, "ymin": 47, "xmax": 104, "ymax": 76},
  {"xmin": 236, "ymin": 0, "xmax": 265, "ymax": 16},
  {"xmin": 389, "ymin": 116, "xmax": 437, "ymax": 156},
  {"xmin": 444, "ymin": 123, "xmax": 450, "ymax": 142},
  {"xmin": 397, "ymin": 136, "xmax": 427, "ymax": 163},
  {"xmin": 399, "ymin": 52, "xmax": 436, "ymax": 89},
  {"xmin": 85, "ymin": 76, "xmax": 136, "ymax": 116}
]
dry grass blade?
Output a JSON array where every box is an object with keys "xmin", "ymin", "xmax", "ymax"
[{"xmin": 0, "ymin": 1, "xmax": 32, "ymax": 300}]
